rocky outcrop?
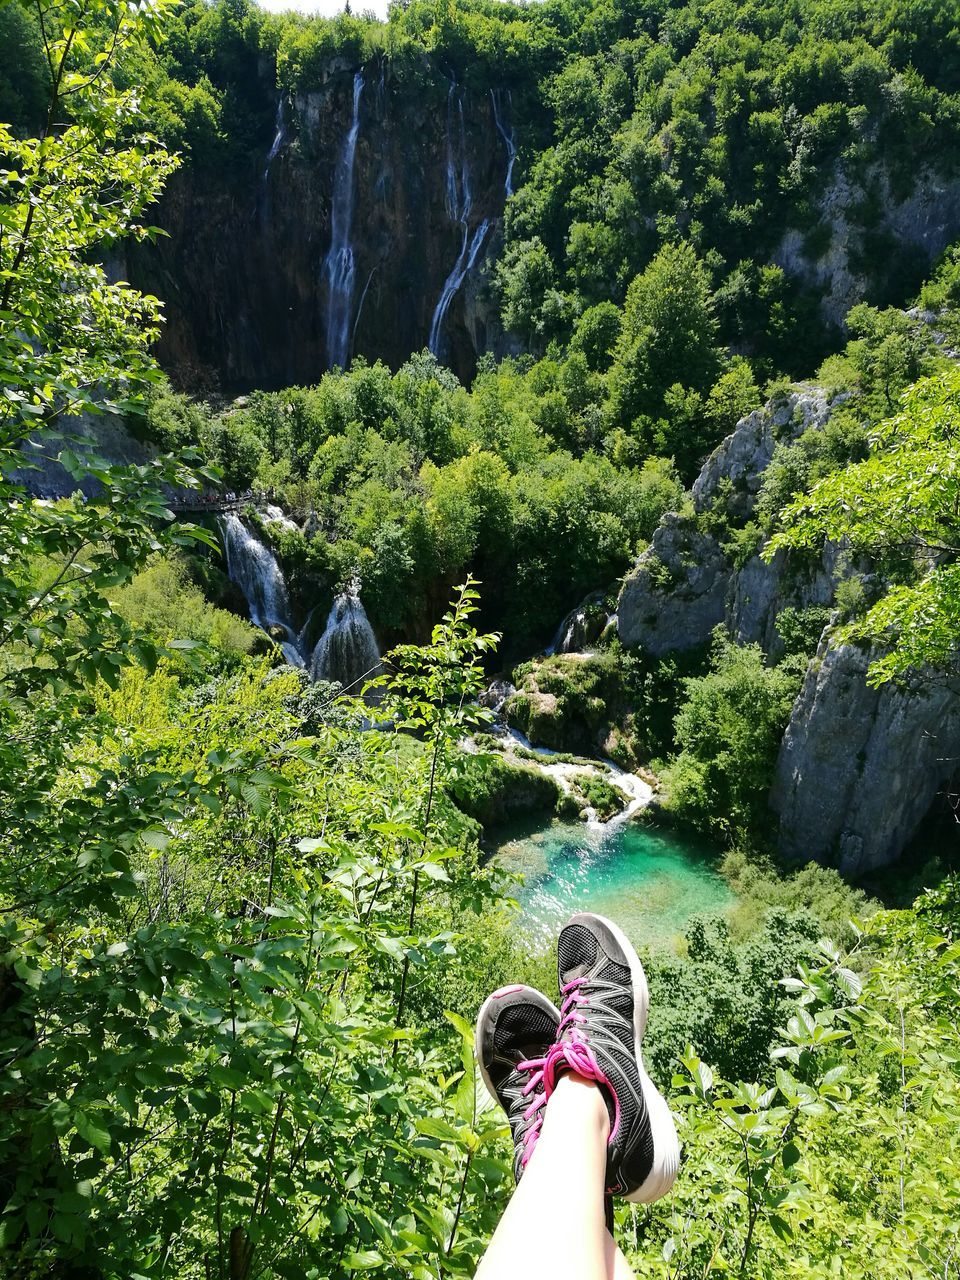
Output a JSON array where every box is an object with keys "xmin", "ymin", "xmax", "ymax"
[
  {"xmin": 774, "ymin": 163, "xmax": 960, "ymax": 329},
  {"xmin": 616, "ymin": 381, "xmax": 960, "ymax": 870},
  {"xmin": 127, "ymin": 60, "xmax": 519, "ymax": 391},
  {"xmin": 506, "ymin": 652, "xmax": 637, "ymax": 762},
  {"xmin": 451, "ymin": 752, "xmax": 561, "ymax": 829},
  {"xmin": 771, "ymin": 636, "xmax": 960, "ymax": 874},
  {"xmin": 617, "ymin": 388, "xmax": 836, "ymax": 654}
]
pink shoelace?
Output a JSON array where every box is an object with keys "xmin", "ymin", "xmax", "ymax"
[
  {"xmin": 542, "ymin": 976, "xmax": 620, "ymax": 1142},
  {"xmin": 515, "ymin": 1053, "xmax": 550, "ymax": 1168}
]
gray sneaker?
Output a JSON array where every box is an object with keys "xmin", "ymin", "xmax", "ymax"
[
  {"xmin": 544, "ymin": 913, "xmax": 680, "ymax": 1202},
  {"xmin": 475, "ymin": 985, "xmax": 559, "ymax": 1180}
]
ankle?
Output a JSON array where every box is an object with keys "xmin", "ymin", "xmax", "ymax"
[{"xmin": 551, "ymin": 1071, "xmax": 611, "ymax": 1142}]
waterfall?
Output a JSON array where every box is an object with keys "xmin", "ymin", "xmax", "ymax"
[
  {"xmin": 428, "ymin": 85, "xmax": 490, "ymax": 359},
  {"xmin": 309, "ymin": 581, "xmax": 382, "ymax": 693},
  {"xmin": 263, "ymin": 95, "xmax": 288, "ymax": 183},
  {"xmin": 221, "ymin": 514, "xmax": 304, "ymax": 668},
  {"xmin": 322, "ymin": 70, "xmax": 364, "ymax": 371},
  {"xmin": 490, "ymin": 89, "xmax": 517, "ymax": 197}
]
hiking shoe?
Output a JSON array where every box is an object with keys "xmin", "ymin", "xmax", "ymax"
[
  {"xmin": 544, "ymin": 913, "xmax": 680, "ymax": 1202},
  {"xmin": 475, "ymin": 985, "xmax": 559, "ymax": 1181}
]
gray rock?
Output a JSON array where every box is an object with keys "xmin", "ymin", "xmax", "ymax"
[
  {"xmin": 617, "ymin": 514, "xmax": 730, "ymax": 654},
  {"xmin": 618, "ymin": 388, "xmax": 835, "ymax": 653},
  {"xmin": 730, "ymin": 542, "xmax": 839, "ymax": 653},
  {"xmin": 771, "ymin": 636, "xmax": 960, "ymax": 874},
  {"xmin": 692, "ymin": 388, "xmax": 834, "ymax": 520},
  {"xmin": 773, "ymin": 163, "xmax": 960, "ymax": 328}
]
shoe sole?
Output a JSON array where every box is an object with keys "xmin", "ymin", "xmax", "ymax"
[
  {"xmin": 474, "ymin": 985, "xmax": 561, "ymax": 1108},
  {"xmin": 587, "ymin": 913, "xmax": 680, "ymax": 1203}
]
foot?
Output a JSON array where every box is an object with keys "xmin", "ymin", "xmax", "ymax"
[
  {"xmin": 475, "ymin": 985, "xmax": 560, "ymax": 1181},
  {"xmin": 544, "ymin": 913, "xmax": 680, "ymax": 1202}
]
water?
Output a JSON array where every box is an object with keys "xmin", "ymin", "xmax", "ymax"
[
  {"xmin": 323, "ymin": 71, "xmax": 364, "ymax": 370},
  {"xmin": 491, "ymin": 819, "xmax": 735, "ymax": 951},
  {"xmin": 309, "ymin": 583, "xmax": 382, "ymax": 692},
  {"xmin": 428, "ymin": 85, "xmax": 490, "ymax": 359},
  {"xmin": 490, "ymin": 89, "xmax": 517, "ymax": 197},
  {"xmin": 221, "ymin": 513, "xmax": 304, "ymax": 667},
  {"xmin": 263, "ymin": 95, "xmax": 288, "ymax": 183}
]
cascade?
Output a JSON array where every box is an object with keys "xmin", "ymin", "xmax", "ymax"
[
  {"xmin": 322, "ymin": 70, "xmax": 364, "ymax": 370},
  {"xmin": 546, "ymin": 593, "xmax": 610, "ymax": 655},
  {"xmin": 309, "ymin": 580, "xmax": 382, "ymax": 693},
  {"xmin": 262, "ymin": 95, "xmax": 288, "ymax": 183},
  {"xmin": 490, "ymin": 89, "xmax": 517, "ymax": 197},
  {"xmin": 221, "ymin": 513, "xmax": 304, "ymax": 668},
  {"xmin": 428, "ymin": 85, "xmax": 490, "ymax": 359}
]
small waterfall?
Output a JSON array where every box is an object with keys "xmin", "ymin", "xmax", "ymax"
[
  {"xmin": 547, "ymin": 593, "xmax": 609, "ymax": 655},
  {"xmin": 322, "ymin": 70, "xmax": 364, "ymax": 371},
  {"xmin": 428, "ymin": 85, "xmax": 490, "ymax": 359},
  {"xmin": 310, "ymin": 580, "xmax": 382, "ymax": 693},
  {"xmin": 221, "ymin": 514, "xmax": 304, "ymax": 667},
  {"xmin": 490, "ymin": 89, "xmax": 517, "ymax": 197}
]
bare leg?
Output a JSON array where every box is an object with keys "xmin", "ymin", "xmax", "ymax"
[{"xmin": 475, "ymin": 1073, "xmax": 636, "ymax": 1280}]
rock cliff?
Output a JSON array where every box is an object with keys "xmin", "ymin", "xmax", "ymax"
[
  {"xmin": 774, "ymin": 163, "xmax": 960, "ymax": 329},
  {"xmin": 126, "ymin": 61, "xmax": 518, "ymax": 392},
  {"xmin": 617, "ymin": 388, "xmax": 836, "ymax": 655},
  {"xmin": 771, "ymin": 637, "xmax": 960, "ymax": 874},
  {"xmin": 617, "ymin": 383, "xmax": 960, "ymax": 870}
]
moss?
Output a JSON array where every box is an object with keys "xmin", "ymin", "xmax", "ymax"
[
  {"xmin": 449, "ymin": 752, "xmax": 560, "ymax": 830},
  {"xmin": 571, "ymin": 773, "xmax": 622, "ymax": 821}
]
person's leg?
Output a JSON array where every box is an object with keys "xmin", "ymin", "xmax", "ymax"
[{"xmin": 475, "ymin": 1073, "xmax": 635, "ymax": 1280}]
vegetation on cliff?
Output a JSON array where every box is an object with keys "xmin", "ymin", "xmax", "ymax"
[{"xmin": 2, "ymin": 0, "xmax": 960, "ymax": 1277}]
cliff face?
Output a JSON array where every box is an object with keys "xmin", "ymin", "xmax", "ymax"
[
  {"xmin": 127, "ymin": 61, "xmax": 517, "ymax": 391},
  {"xmin": 771, "ymin": 638, "xmax": 960, "ymax": 875},
  {"xmin": 616, "ymin": 384, "xmax": 960, "ymax": 871},
  {"xmin": 617, "ymin": 389, "xmax": 836, "ymax": 656},
  {"xmin": 774, "ymin": 164, "xmax": 960, "ymax": 329}
]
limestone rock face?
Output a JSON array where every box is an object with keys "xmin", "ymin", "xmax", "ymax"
[
  {"xmin": 691, "ymin": 390, "xmax": 834, "ymax": 520},
  {"xmin": 126, "ymin": 61, "xmax": 516, "ymax": 392},
  {"xmin": 617, "ymin": 515, "xmax": 730, "ymax": 655},
  {"xmin": 730, "ymin": 542, "xmax": 839, "ymax": 653},
  {"xmin": 773, "ymin": 164, "xmax": 960, "ymax": 329},
  {"xmin": 617, "ymin": 388, "xmax": 834, "ymax": 653},
  {"xmin": 617, "ymin": 379, "xmax": 960, "ymax": 870},
  {"xmin": 771, "ymin": 638, "xmax": 960, "ymax": 874}
]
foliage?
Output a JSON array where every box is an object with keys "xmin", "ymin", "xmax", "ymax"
[
  {"xmin": 450, "ymin": 750, "xmax": 561, "ymax": 829},
  {"xmin": 111, "ymin": 555, "xmax": 258, "ymax": 660},
  {"xmin": 154, "ymin": 359, "xmax": 681, "ymax": 656},
  {"xmin": 660, "ymin": 631, "xmax": 806, "ymax": 843},
  {"xmin": 768, "ymin": 367, "xmax": 960, "ymax": 685},
  {"xmin": 620, "ymin": 897, "xmax": 960, "ymax": 1278}
]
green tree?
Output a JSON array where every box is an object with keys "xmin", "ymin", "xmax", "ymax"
[
  {"xmin": 661, "ymin": 630, "xmax": 805, "ymax": 842},
  {"xmin": 767, "ymin": 368, "xmax": 960, "ymax": 685}
]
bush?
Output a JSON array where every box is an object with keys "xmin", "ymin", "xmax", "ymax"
[{"xmin": 660, "ymin": 630, "xmax": 805, "ymax": 843}]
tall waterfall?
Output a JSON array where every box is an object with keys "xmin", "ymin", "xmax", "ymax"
[
  {"xmin": 322, "ymin": 70, "xmax": 364, "ymax": 371},
  {"xmin": 490, "ymin": 89, "xmax": 517, "ymax": 197},
  {"xmin": 263, "ymin": 95, "xmax": 288, "ymax": 183},
  {"xmin": 221, "ymin": 514, "xmax": 304, "ymax": 668},
  {"xmin": 428, "ymin": 85, "xmax": 491, "ymax": 359},
  {"xmin": 310, "ymin": 581, "xmax": 382, "ymax": 693}
]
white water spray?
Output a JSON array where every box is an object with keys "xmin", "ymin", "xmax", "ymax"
[
  {"xmin": 322, "ymin": 70, "xmax": 364, "ymax": 370},
  {"xmin": 263, "ymin": 95, "xmax": 288, "ymax": 183},
  {"xmin": 490, "ymin": 89, "xmax": 517, "ymax": 197},
  {"xmin": 221, "ymin": 513, "xmax": 304, "ymax": 667},
  {"xmin": 310, "ymin": 580, "xmax": 382, "ymax": 692},
  {"xmin": 428, "ymin": 85, "xmax": 490, "ymax": 359}
]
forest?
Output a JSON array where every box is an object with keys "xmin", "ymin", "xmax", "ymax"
[{"xmin": 1, "ymin": 0, "xmax": 960, "ymax": 1276}]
